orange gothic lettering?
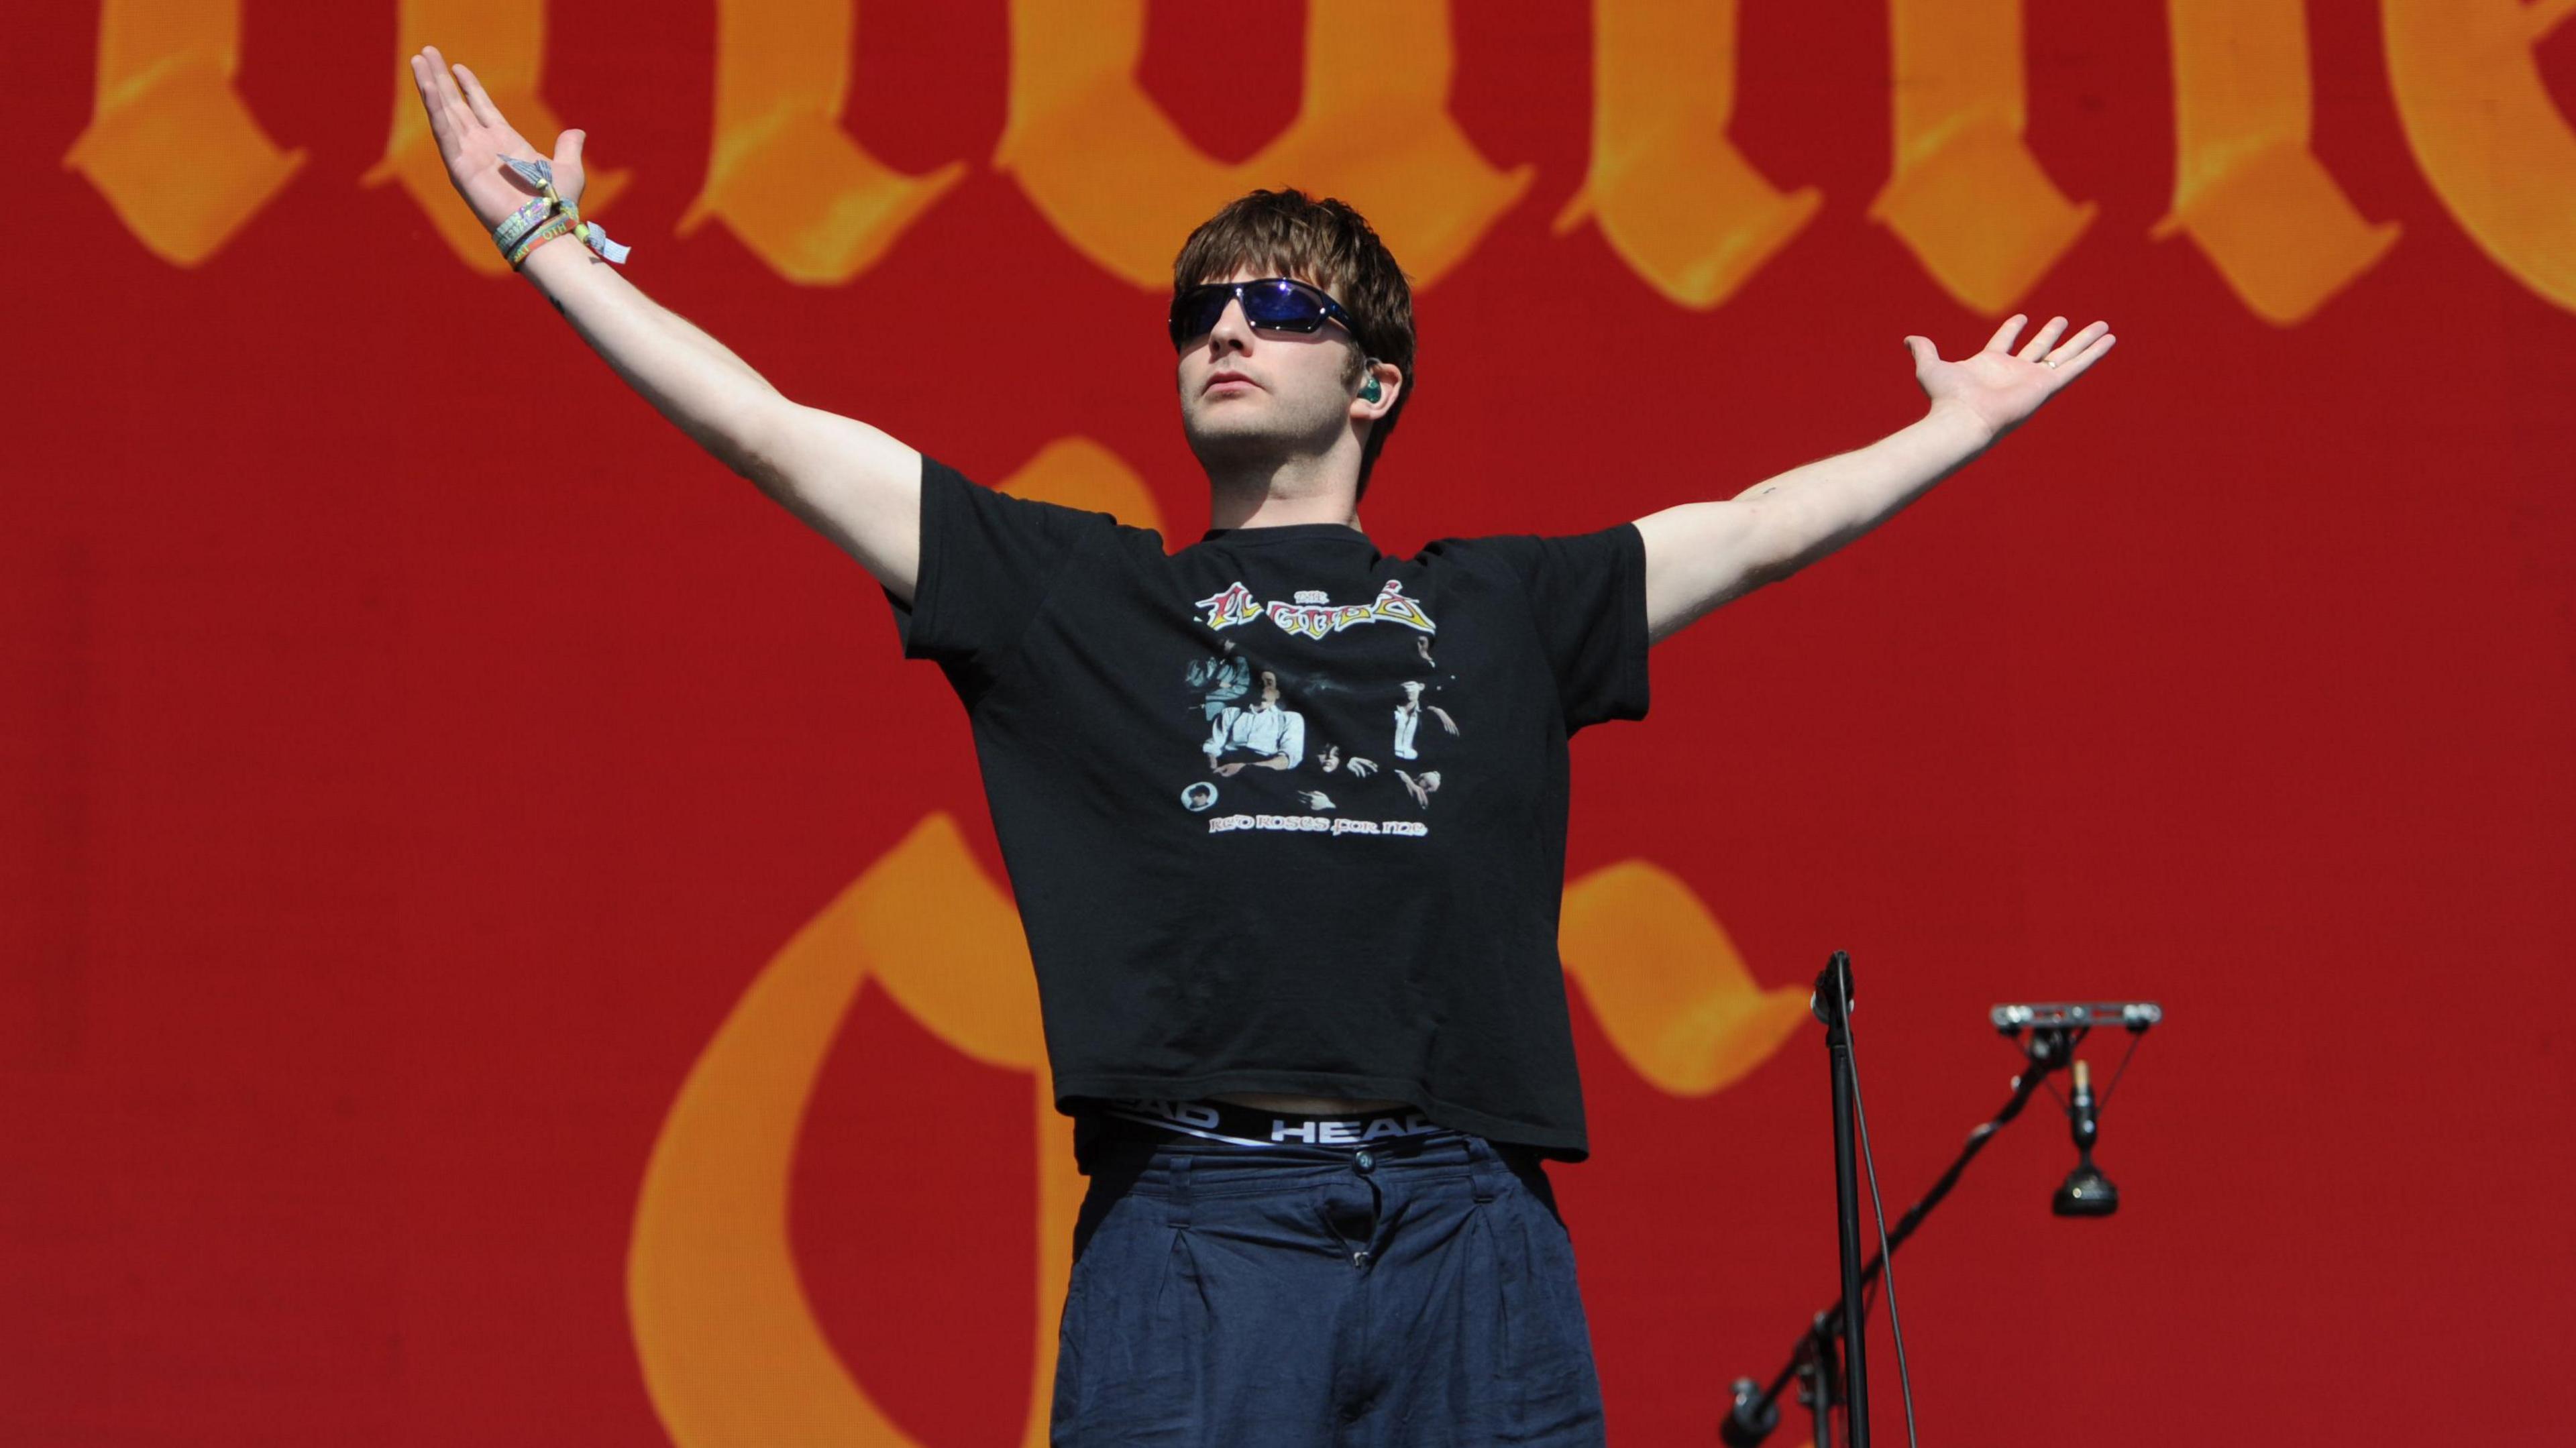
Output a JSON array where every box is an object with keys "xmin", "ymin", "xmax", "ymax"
[
  {"xmin": 62, "ymin": 2, "xmax": 2576, "ymax": 317},
  {"xmin": 679, "ymin": 0, "xmax": 965, "ymax": 284},
  {"xmin": 1556, "ymin": 0, "xmax": 1822, "ymax": 309},
  {"xmin": 2384, "ymin": 0, "xmax": 2576, "ymax": 315},
  {"xmin": 1868, "ymin": 0, "xmax": 2096, "ymax": 315},
  {"xmin": 62, "ymin": 0, "xmax": 307, "ymax": 267},
  {"xmin": 360, "ymin": 0, "xmax": 637, "ymax": 276},
  {"xmin": 994, "ymin": 0, "xmax": 1529, "ymax": 290},
  {"xmin": 2154, "ymin": 0, "xmax": 2400, "ymax": 326}
]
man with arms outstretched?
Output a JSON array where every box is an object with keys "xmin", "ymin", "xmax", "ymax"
[{"xmin": 410, "ymin": 46, "xmax": 2113, "ymax": 1446}]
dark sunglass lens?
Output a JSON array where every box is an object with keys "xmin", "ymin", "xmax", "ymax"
[
  {"xmin": 1169, "ymin": 286, "xmax": 1231, "ymax": 347},
  {"xmin": 1242, "ymin": 279, "xmax": 1328, "ymax": 333}
]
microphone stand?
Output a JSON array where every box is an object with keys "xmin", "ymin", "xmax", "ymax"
[
  {"xmin": 1817, "ymin": 952, "xmax": 1872, "ymax": 1448},
  {"xmin": 1723, "ymin": 1013, "xmax": 2086, "ymax": 1448}
]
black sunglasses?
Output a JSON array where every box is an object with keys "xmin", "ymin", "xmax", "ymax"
[{"xmin": 1169, "ymin": 278, "xmax": 1355, "ymax": 350}]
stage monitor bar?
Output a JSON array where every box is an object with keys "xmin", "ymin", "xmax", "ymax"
[{"xmin": 1991, "ymin": 1001, "xmax": 2163, "ymax": 1032}]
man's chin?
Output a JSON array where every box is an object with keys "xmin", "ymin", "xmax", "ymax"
[
  {"xmin": 1185, "ymin": 398, "xmax": 1270, "ymax": 431},
  {"xmin": 1184, "ymin": 418, "xmax": 1283, "ymax": 466}
]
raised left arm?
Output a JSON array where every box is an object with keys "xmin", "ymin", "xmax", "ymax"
[{"xmin": 1637, "ymin": 313, "xmax": 2115, "ymax": 644}]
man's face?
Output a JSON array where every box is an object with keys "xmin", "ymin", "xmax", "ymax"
[
  {"xmin": 1258, "ymin": 669, "xmax": 1281, "ymax": 706},
  {"xmin": 1175, "ymin": 267, "xmax": 1365, "ymax": 474}
]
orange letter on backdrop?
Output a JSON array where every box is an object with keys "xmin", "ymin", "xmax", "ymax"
[
  {"xmin": 678, "ymin": 0, "xmax": 966, "ymax": 284},
  {"xmin": 628, "ymin": 814, "xmax": 1044, "ymax": 1448},
  {"xmin": 2153, "ymin": 0, "xmax": 2400, "ymax": 326},
  {"xmin": 1554, "ymin": 0, "xmax": 1823, "ymax": 309},
  {"xmin": 1559, "ymin": 860, "xmax": 1810, "ymax": 1096},
  {"xmin": 360, "ymin": 0, "xmax": 635, "ymax": 276},
  {"xmin": 630, "ymin": 808, "xmax": 1803, "ymax": 1448},
  {"xmin": 1868, "ymin": 0, "xmax": 2095, "ymax": 315},
  {"xmin": 2385, "ymin": 0, "xmax": 2576, "ymax": 315},
  {"xmin": 631, "ymin": 440, "xmax": 1161, "ymax": 1448},
  {"xmin": 62, "ymin": 0, "xmax": 307, "ymax": 266},
  {"xmin": 994, "ymin": 0, "xmax": 1531, "ymax": 290}
]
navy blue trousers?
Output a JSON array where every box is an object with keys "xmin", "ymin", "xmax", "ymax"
[{"xmin": 1051, "ymin": 1129, "xmax": 1607, "ymax": 1445}]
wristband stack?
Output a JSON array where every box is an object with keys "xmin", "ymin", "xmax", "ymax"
[{"xmin": 491, "ymin": 155, "xmax": 631, "ymax": 270}]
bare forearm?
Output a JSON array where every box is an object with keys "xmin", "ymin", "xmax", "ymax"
[
  {"xmin": 406, "ymin": 50, "xmax": 927, "ymax": 593},
  {"xmin": 517, "ymin": 238, "xmax": 780, "ymax": 457},
  {"xmin": 1734, "ymin": 400, "xmax": 1994, "ymax": 571},
  {"xmin": 1638, "ymin": 400, "xmax": 1996, "ymax": 641},
  {"xmin": 1640, "ymin": 314, "xmax": 2113, "ymax": 643}
]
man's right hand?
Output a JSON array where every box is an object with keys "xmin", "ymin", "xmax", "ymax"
[
  {"xmin": 400, "ymin": 46, "xmax": 925, "ymax": 604},
  {"xmin": 408, "ymin": 45, "xmax": 584, "ymax": 232}
]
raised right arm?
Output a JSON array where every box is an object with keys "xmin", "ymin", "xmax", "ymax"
[
  {"xmin": 517, "ymin": 236, "xmax": 924, "ymax": 600},
  {"xmin": 409, "ymin": 46, "xmax": 922, "ymax": 601}
]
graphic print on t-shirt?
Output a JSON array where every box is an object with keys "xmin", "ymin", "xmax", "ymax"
[{"xmin": 1178, "ymin": 577, "xmax": 1462, "ymax": 838}]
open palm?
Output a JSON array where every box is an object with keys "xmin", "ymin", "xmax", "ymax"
[
  {"xmin": 407, "ymin": 46, "xmax": 585, "ymax": 231},
  {"xmin": 1905, "ymin": 313, "xmax": 2116, "ymax": 443}
]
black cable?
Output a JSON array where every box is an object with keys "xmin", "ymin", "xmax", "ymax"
[
  {"xmin": 2098, "ymin": 1028, "xmax": 2146, "ymax": 1109},
  {"xmin": 2035, "ymin": 1023, "xmax": 2094, "ymax": 1113},
  {"xmin": 1840, "ymin": 995, "xmax": 1918, "ymax": 1448}
]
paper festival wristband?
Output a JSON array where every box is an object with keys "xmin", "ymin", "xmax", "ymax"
[
  {"xmin": 498, "ymin": 155, "xmax": 632, "ymax": 265},
  {"xmin": 490, "ymin": 193, "xmax": 556, "ymax": 256}
]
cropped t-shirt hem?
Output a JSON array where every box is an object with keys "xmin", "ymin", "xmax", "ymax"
[{"xmin": 1055, "ymin": 1070, "xmax": 1588, "ymax": 1162}]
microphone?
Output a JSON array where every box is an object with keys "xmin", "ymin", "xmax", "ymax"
[
  {"xmin": 1721, "ymin": 1376, "xmax": 1780, "ymax": 1448},
  {"xmin": 2051, "ymin": 1059, "xmax": 2118, "ymax": 1217}
]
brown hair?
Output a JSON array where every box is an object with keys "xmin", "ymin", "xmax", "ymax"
[{"xmin": 1172, "ymin": 189, "xmax": 1416, "ymax": 498}]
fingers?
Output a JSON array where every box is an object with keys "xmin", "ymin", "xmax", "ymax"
[
  {"xmin": 412, "ymin": 47, "xmax": 477, "ymax": 150},
  {"xmin": 1990, "ymin": 313, "xmax": 2080, "ymax": 357},
  {"xmin": 2039, "ymin": 319, "xmax": 2113, "ymax": 368},
  {"xmin": 421, "ymin": 46, "xmax": 473, "ymax": 125},
  {"xmin": 407, "ymin": 54, "xmax": 451, "ymax": 148},
  {"xmin": 2046, "ymin": 329, "xmax": 2118, "ymax": 382},
  {"xmin": 409, "ymin": 52, "xmax": 461, "ymax": 151},
  {"xmin": 1925, "ymin": 312, "xmax": 2118, "ymax": 380},
  {"xmin": 451, "ymin": 62, "xmax": 507, "ymax": 129},
  {"xmin": 2016, "ymin": 316, "xmax": 2070, "ymax": 362}
]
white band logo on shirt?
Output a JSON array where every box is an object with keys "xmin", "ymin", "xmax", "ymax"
[
  {"xmin": 1182, "ymin": 579, "xmax": 1458, "ymax": 835},
  {"xmin": 1194, "ymin": 579, "xmax": 1437, "ymax": 640}
]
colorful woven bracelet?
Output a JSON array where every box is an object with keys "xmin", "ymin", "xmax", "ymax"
[
  {"xmin": 507, "ymin": 217, "xmax": 575, "ymax": 270},
  {"xmin": 498, "ymin": 156, "xmax": 631, "ymax": 265}
]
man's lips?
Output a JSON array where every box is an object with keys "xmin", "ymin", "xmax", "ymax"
[{"xmin": 1203, "ymin": 371, "xmax": 1259, "ymax": 394}]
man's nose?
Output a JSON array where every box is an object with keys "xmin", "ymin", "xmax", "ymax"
[{"xmin": 1207, "ymin": 298, "xmax": 1254, "ymax": 351}]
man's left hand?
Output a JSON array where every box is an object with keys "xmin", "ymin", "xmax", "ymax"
[{"xmin": 1906, "ymin": 313, "xmax": 2116, "ymax": 445}]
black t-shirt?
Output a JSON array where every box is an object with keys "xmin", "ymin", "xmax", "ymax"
[{"xmin": 886, "ymin": 459, "xmax": 1650, "ymax": 1158}]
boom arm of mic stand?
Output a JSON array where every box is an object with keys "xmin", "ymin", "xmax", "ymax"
[{"xmin": 1723, "ymin": 1029, "xmax": 2076, "ymax": 1447}]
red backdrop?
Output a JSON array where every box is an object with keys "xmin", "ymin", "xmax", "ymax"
[{"xmin": 7, "ymin": 2, "xmax": 2575, "ymax": 1443}]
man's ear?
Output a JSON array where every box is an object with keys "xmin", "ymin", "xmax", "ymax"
[{"xmin": 1354, "ymin": 359, "xmax": 1402, "ymax": 417}]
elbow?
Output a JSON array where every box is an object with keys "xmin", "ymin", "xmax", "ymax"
[
  {"xmin": 709, "ymin": 394, "xmax": 800, "ymax": 489},
  {"xmin": 1741, "ymin": 553, "xmax": 1804, "ymax": 591},
  {"xmin": 1747, "ymin": 515, "xmax": 1870, "ymax": 591},
  {"xmin": 1728, "ymin": 500, "xmax": 1818, "ymax": 592},
  {"xmin": 1736, "ymin": 544, "xmax": 1813, "ymax": 595}
]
